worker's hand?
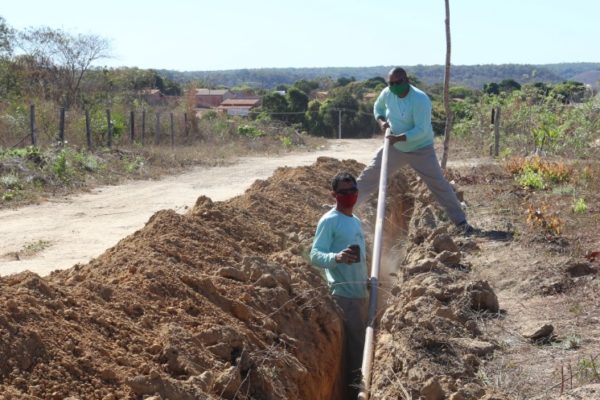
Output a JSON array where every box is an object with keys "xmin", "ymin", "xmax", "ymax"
[
  {"xmin": 378, "ymin": 119, "xmax": 390, "ymax": 132},
  {"xmin": 386, "ymin": 133, "xmax": 407, "ymax": 144},
  {"xmin": 335, "ymin": 248, "xmax": 358, "ymax": 264}
]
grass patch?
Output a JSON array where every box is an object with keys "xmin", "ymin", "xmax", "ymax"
[
  {"xmin": 572, "ymin": 197, "xmax": 588, "ymax": 214},
  {"xmin": 19, "ymin": 239, "xmax": 52, "ymax": 257}
]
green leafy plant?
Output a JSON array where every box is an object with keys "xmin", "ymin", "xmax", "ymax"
[
  {"xmin": 532, "ymin": 111, "xmax": 562, "ymax": 154},
  {"xmin": 125, "ymin": 156, "xmax": 145, "ymax": 173},
  {"xmin": 499, "ymin": 148, "xmax": 513, "ymax": 159},
  {"xmin": 72, "ymin": 151, "xmax": 100, "ymax": 172},
  {"xmin": 561, "ymin": 335, "xmax": 581, "ymax": 350},
  {"xmin": 52, "ymin": 150, "xmax": 69, "ymax": 178},
  {"xmin": 573, "ymin": 197, "xmax": 588, "ymax": 214},
  {"xmin": 279, "ymin": 136, "xmax": 293, "ymax": 147},
  {"xmin": 1, "ymin": 190, "xmax": 16, "ymax": 201},
  {"xmin": 552, "ymin": 185, "xmax": 575, "ymax": 195},
  {"xmin": 517, "ymin": 167, "xmax": 545, "ymax": 190},
  {"xmin": 0, "ymin": 174, "xmax": 21, "ymax": 190},
  {"xmin": 238, "ymin": 124, "xmax": 264, "ymax": 138},
  {"xmin": 577, "ymin": 357, "xmax": 600, "ymax": 383}
]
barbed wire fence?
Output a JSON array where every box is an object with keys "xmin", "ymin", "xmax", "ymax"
[
  {"xmin": 1, "ymin": 104, "xmax": 199, "ymax": 150},
  {"xmin": 0, "ymin": 102, "xmax": 380, "ymax": 150}
]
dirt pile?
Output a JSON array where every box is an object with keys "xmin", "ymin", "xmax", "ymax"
[
  {"xmin": 0, "ymin": 157, "xmax": 364, "ymax": 399},
  {"xmin": 368, "ymin": 181, "xmax": 507, "ymax": 400}
]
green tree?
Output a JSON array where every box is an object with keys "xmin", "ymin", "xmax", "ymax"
[
  {"xmin": 550, "ymin": 81, "xmax": 585, "ymax": 103},
  {"xmin": 292, "ymin": 79, "xmax": 319, "ymax": 95},
  {"xmin": 0, "ymin": 16, "xmax": 13, "ymax": 57},
  {"xmin": 448, "ymin": 85, "xmax": 475, "ymax": 99},
  {"xmin": 336, "ymin": 76, "xmax": 356, "ymax": 87},
  {"xmin": 483, "ymin": 82, "xmax": 500, "ymax": 95},
  {"xmin": 153, "ymin": 72, "xmax": 182, "ymax": 96},
  {"xmin": 314, "ymin": 91, "xmax": 375, "ymax": 138},
  {"xmin": 499, "ymin": 79, "xmax": 521, "ymax": 93},
  {"xmin": 305, "ymin": 100, "xmax": 329, "ymax": 136},
  {"xmin": 261, "ymin": 91, "xmax": 289, "ymax": 122},
  {"xmin": 364, "ymin": 76, "xmax": 386, "ymax": 89},
  {"xmin": 286, "ymin": 87, "xmax": 309, "ymax": 125}
]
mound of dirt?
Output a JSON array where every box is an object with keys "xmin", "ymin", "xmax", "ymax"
[
  {"xmin": 368, "ymin": 182, "xmax": 507, "ymax": 400},
  {"xmin": 0, "ymin": 157, "xmax": 363, "ymax": 399}
]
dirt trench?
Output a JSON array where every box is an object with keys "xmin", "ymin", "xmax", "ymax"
[
  {"xmin": 365, "ymin": 175, "xmax": 508, "ymax": 400},
  {"xmin": 0, "ymin": 155, "xmax": 510, "ymax": 400}
]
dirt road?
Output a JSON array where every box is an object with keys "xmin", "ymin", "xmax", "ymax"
[{"xmin": 0, "ymin": 138, "xmax": 382, "ymax": 276}]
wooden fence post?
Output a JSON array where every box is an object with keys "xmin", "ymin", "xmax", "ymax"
[
  {"xmin": 493, "ymin": 106, "xmax": 501, "ymax": 157},
  {"xmin": 129, "ymin": 110, "xmax": 135, "ymax": 144},
  {"xmin": 30, "ymin": 104, "xmax": 37, "ymax": 146},
  {"xmin": 85, "ymin": 110, "xmax": 92, "ymax": 150},
  {"xmin": 141, "ymin": 109, "xmax": 146, "ymax": 145},
  {"xmin": 155, "ymin": 113, "xmax": 160, "ymax": 145},
  {"xmin": 106, "ymin": 109, "xmax": 112, "ymax": 148},
  {"xmin": 184, "ymin": 112, "xmax": 189, "ymax": 137},
  {"xmin": 170, "ymin": 112, "xmax": 174, "ymax": 149},
  {"xmin": 59, "ymin": 107, "xmax": 65, "ymax": 146}
]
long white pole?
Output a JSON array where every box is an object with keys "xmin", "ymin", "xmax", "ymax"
[{"xmin": 358, "ymin": 129, "xmax": 391, "ymax": 400}]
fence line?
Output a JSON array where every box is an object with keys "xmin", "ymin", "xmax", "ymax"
[
  {"xmin": 3, "ymin": 104, "xmax": 199, "ymax": 150},
  {"xmin": 3, "ymin": 104, "xmax": 377, "ymax": 149}
]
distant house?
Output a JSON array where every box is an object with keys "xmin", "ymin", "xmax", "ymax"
[
  {"xmin": 363, "ymin": 92, "xmax": 378, "ymax": 101},
  {"xmin": 195, "ymin": 89, "xmax": 232, "ymax": 108},
  {"xmin": 217, "ymin": 98, "xmax": 261, "ymax": 116},
  {"xmin": 141, "ymin": 89, "xmax": 165, "ymax": 105},
  {"xmin": 315, "ymin": 91, "xmax": 329, "ymax": 101}
]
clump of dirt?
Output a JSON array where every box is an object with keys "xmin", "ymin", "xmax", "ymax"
[{"xmin": 0, "ymin": 156, "xmax": 362, "ymax": 399}]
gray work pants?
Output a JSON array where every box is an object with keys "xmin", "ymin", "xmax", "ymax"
[
  {"xmin": 356, "ymin": 144, "xmax": 466, "ymax": 225},
  {"xmin": 333, "ymin": 295, "xmax": 368, "ymax": 400}
]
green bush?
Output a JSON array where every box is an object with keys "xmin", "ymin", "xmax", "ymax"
[
  {"xmin": 572, "ymin": 197, "xmax": 588, "ymax": 214},
  {"xmin": 52, "ymin": 150, "xmax": 69, "ymax": 178},
  {"xmin": 0, "ymin": 174, "xmax": 21, "ymax": 189},
  {"xmin": 517, "ymin": 167, "xmax": 545, "ymax": 190},
  {"xmin": 279, "ymin": 136, "xmax": 292, "ymax": 147},
  {"xmin": 237, "ymin": 124, "xmax": 264, "ymax": 138}
]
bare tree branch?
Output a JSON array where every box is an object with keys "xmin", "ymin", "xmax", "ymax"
[{"xmin": 16, "ymin": 26, "xmax": 110, "ymax": 107}]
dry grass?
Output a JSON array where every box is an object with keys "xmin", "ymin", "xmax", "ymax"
[
  {"xmin": 454, "ymin": 156, "xmax": 600, "ymax": 399},
  {"xmin": 0, "ymin": 129, "xmax": 326, "ymax": 209}
]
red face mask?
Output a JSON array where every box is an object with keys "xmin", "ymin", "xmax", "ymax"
[{"xmin": 336, "ymin": 192, "xmax": 358, "ymax": 208}]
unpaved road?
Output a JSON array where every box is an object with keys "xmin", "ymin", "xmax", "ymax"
[{"xmin": 0, "ymin": 139, "xmax": 382, "ymax": 276}]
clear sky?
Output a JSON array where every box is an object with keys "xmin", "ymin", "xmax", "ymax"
[{"xmin": 2, "ymin": 0, "xmax": 599, "ymax": 71}]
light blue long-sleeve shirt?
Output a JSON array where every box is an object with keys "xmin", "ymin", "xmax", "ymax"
[
  {"xmin": 310, "ymin": 208, "xmax": 368, "ymax": 299},
  {"xmin": 373, "ymin": 85, "xmax": 434, "ymax": 152}
]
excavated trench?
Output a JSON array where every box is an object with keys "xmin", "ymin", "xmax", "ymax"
[{"xmin": 0, "ymin": 157, "xmax": 505, "ymax": 399}]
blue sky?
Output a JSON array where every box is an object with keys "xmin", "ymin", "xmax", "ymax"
[{"xmin": 2, "ymin": 0, "xmax": 599, "ymax": 71}]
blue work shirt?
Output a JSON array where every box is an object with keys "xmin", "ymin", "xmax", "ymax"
[{"xmin": 310, "ymin": 208, "xmax": 368, "ymax": 299}]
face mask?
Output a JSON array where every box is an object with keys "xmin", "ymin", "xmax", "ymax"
[
  {"xmin": 336, "ymin": 192, "xmax": 358, "ymax": 209},
  {"xmin": 389, "ymin": 82, "xmax": 409, "ymax": 96}
]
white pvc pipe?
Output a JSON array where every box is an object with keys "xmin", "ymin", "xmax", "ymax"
[{"xmin": 358, "ymin": 129, "xmax": 391, "ymax": 400}]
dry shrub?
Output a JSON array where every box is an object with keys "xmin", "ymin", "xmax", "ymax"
[
  {"xmin": 504, "ymin": 156, "xmax": 573, "ymax": 183},
  {"xmin": 527, "ymin": 203, "xmax": 564, "ymax": 236}
]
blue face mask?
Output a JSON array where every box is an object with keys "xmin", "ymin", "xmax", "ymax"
[{"xmin": 389, "ymin": 81, "xmax": 409, "ymax": 96}]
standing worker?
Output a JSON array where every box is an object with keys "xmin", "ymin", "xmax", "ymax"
[
  {"xmin": 310, "ymin": 172, "xmax": 368, "ymax": 400},
  {"xmin": 357, "ymin": 67, "xmax": 474, "ymax": 234}
]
